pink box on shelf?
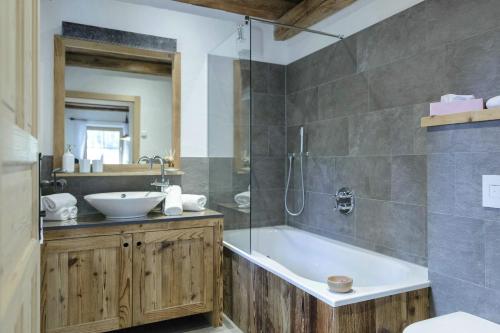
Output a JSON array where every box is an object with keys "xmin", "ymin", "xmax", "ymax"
[{"xmin": 430, "ymin": 98, "xmax": 484, "ymax": 116}]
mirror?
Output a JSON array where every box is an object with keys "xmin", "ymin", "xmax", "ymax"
[{"xmin": 54, "ymin": 36, "xmax": 181, "ymax": 172}]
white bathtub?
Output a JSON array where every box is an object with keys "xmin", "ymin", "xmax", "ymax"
[{"xmin": 223, "ymin": 225, "xmax": 429, "ymax": 308}]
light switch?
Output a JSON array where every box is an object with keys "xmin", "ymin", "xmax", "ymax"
[{"xmin": 482, "ymin": 175, "xmax": 500, "ymax": 208}]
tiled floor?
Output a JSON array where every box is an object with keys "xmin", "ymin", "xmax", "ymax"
[{"xmin": 114, "ymin": 315, "xmax": 242, "ymax": 333}]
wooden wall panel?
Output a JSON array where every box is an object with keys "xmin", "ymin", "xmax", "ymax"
[{"xmin": 223, "ymin": 248, "xmax": 429, "ymax": 333}]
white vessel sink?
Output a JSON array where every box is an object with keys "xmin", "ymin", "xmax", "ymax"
[{"xmin": 84, "ymin": 192, "xmax": 166, "ymax": 219}]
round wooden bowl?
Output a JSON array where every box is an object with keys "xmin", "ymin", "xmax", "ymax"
[{"xmin": 327, "ymin": 275, "xmax": 353, "ymax": 293}]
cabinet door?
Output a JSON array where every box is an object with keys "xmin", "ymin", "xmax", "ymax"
[
  {"xmin": 41, "ymin": 235, "xmax": 132, "ymax": 333},
  {"xmin": 133, "ymin": 227, "xmax": 214, "ymax": 325}
]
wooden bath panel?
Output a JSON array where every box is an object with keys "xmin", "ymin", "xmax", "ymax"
[{"xmin": 223, "ymin": 248, "xmax": 429, "ymax": 333}]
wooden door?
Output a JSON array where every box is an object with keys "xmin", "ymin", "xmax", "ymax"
[
  {"xmin": 41, "ymin": 235, "xmax": 133, "ymax": 333},
  {"xmin": 0, "ymin": 0, "xmax": 40, "ymax": 332},
  {"xmin": 133, "ymin": 227, "xmax": 214, "ymax": 325}
]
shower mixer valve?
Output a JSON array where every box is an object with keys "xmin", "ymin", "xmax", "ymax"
[{"xmin": 335, "ymin": 187, "xmax": 355, "ymax": 215}]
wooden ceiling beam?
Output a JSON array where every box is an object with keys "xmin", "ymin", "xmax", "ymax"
[
  {"xmin": 174, "ymin": 0, "xmax": 300, "ymax": 20},
  {"xmin": 274, "ymin": 0, "xmax": 356, "ymax": 40}
]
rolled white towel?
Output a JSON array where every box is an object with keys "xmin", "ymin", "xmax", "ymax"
[
  {"xmin": 163, "ymin": 185, "xmax": 183, "ymax": 216},
  {"xmin": 45, "ymin": 207, "xmax": 70, "ymax": 221},
  {"xmin": 42, "ymin": 193, "xmax": 77, "ymax": 212},
  {"xmin": 234, "ymin": 190, "xmax": 250, "ymax": 208},
  {"xmin": 68, "ymin": 206, "xmax": 78, "ymax": 219},
  {"xmin": 182, "ymin": 194, "xmax": 207, "ymax": 212}
]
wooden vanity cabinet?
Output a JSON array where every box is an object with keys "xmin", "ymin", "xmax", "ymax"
[
  {"xmin": 41, "ymin": 234, "xmax": 133, "ymax": 333},
  {"xmin": 41, "ymin": 218, "xmax": 223, "ymax": 333}
]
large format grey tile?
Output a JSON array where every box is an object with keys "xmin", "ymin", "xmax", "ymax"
[
  {"xmin": 251, "ymin": 125, "xmax": 269, "ymax": 156},
  {"xmin": 485, "ymin": 221, "xmax": 500, "ymax": 290},
  {"xmin": 181, "ymin": 157, "xmax": 209, "ymax": 196},
  {"xmin": 357, "ymin": 2, "xmax": 428, "ymax": 71},
  {"xmin": 426, "ymin": 0, "xmax": 500, "ymax": 49},
  {"xmin": 306, "ymin": 191, "xmax": 354, "ymax": 237},
  {"xmin": 269, "ymin": 125, "xmax": 285, "ymax": 157},
  {"xmin": 305, "ymin": 157, "xmax": 335, "ymax": 194},
  {"xmin": 209, "ymin": 158, "xmax": 233, "ymax": 192},
  {"xmin": 268, "ymin": 63, "xmax": 286, "ymax": 95},
  {"xmin": 429, "ymin": 271, "xmax": 500, "ymax": 324},
  {"xmin": 286, "ymin": 87, "xmax": 319, "ymax": 126},
  {"xmin": 335, "ymin": 156, "xmax": 391, "ymax": 200},
  {"xmin": 318, "ymin": 73, "xmax": 369, "ymax": 119},
  {"xmin": 355, "ymin": 199, "xmax": 426, "ymax": 257},
  {"xmin": 306, "ymin": 117, "xmax": 349, "ymax": 156},
  {"xmin": 445, "ymin": 28, "xmax": 500, "ymax": 100},
  {"xmin": 251, "ymin": 189, "xmax": 285, "ymax": 225},
  {"xmin": 251, "ymin": 157, "xmax": 285, "ymax": 190},
  {"xmin": 367, "ymin": 46, "xmax": 447, "ymax": 111},
  {"xmin": 389, "ymin": 103, "xmax": 428, "ymax": 155},
  {"xmin": 391, "ymin": 155, "xmax": 426, "ymax": 205},
  {"xmin": 428, "ymin": 213, "xmax": 485, "ymax": 285},
  {"xmin": 427, "ymin": 153, "xmax": 455, "ymax": 214},
  {"xmin": 348, "ymin": 111, "xmax": 391, "ymax": 156},
  {"xmin": 252, "ymin": 93, "xmax": 285, "ymax": 126},
  {"xmin": 454, "ymin": 152, "xmax": 500, "ymax": 221}
]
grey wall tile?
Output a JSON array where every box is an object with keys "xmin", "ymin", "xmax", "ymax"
[
  {"xmin": 427, "ymin": 153, "xmax": 455, "ymax": 214},
  {"xmin": 269, "ymin": 125, "xmax": 285, "ymax": 157},
  {"xmin": 307, "ymin": 191, "xmax": 354, "ymax": 237},
  {"xmin": 357, "ymin": 2, "xmax": 428, "ymax": 71},
  {"xmin": 444, "ymin": 28, "xmax": 500, "ymax": 100},
  {"xmin": 389, "ymin": 104, "xmax": 428, "ymax": 155},
  {"xmin": 428, "ymin": 213, "xmax": 485, "ymax": 285},
  {"xmin": 251, "ymin": 157, "xmax": 285, "ymax": 190},
  {"xmin": 485, "ymin": 221, "xmax": 500, "ymax": 290},
  {"xmin": 181, "ymin": 157, "xmax": 209, "ymax": 196},
  {"xmin": 391, "ymin": 155, "xmax": 427, "ymax": 205},
  {"xmin": 251, "ymin": 189, "xmax": 285, "ymax": 225},
  {"xmin": 349, "ymin": 111, "xmax": 391, "ymax": 156},
  {"xmin": 251, "ymin": 61, "xmax": 269, "ymax": 93},
  {"xmin": 430, "ymin": 271, "xmax": 500, "ymax": 323},
  {"xmin": 454, "ymin": 152, "xmax": 500, "ymax": 221},
  {"xmin": 305, "ymin": 157, "xmax": 335, "ymax": 194},
  {"xmin": 251, "ymin": 125, "xmax": 269, "ymax": 156},
  {"xmin": 286, "ymin": 88, "xmax": 319, "ymax": 126},
  {"xmin": 356, "ymin": 199, "xmax": 426, "ymax": 257},
  {"xmin": 367, "ymin": 46, "xmax": 447, "ymax": 110},
  {"xmin": 306, "ymin": 117, "xmax": 349, "ymax": 156},
  {"xmin": 268, "ymin": 64, "xmax": 286, "ymax": 95},
  {"xmin": 335, "ymin": 156, "xmax": 391, "ymax": 200},
  {"xmin": 209, "ymin": 158, "xmax": 233, "ymax": 192},
  {"xmin": 318, "ymin": 73, "xmax": 369, "ymax": 119},
  {"xmin": 252, "ymin": 93, "xmax": 285, "ymax": 126},
  {"xmin": 425, "ymin": 0, "xmax": 500, "ymax": 48}
]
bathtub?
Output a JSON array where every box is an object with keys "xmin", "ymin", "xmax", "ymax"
[{"xmin": 223, "ymin": 225, "xmax": 429, "ymax": 308}]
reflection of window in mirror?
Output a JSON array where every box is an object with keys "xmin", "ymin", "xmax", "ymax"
[{"xmin": 85, "ymin": 127, "xmax": 127, "ymax": 164}]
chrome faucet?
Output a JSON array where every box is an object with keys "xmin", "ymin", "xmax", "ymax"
[{"xmin": 137, "ymin": 155, "xmax": 170, "ymax": 189}]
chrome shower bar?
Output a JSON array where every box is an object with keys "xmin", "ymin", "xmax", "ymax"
[{"xmin": 245, "ymin": 16, "xmax": 344, "ymax": 40}]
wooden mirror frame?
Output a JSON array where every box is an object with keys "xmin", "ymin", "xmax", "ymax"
[{"xmin": 54, "ymin": 35, "xmax": 181, "ymax": 173}]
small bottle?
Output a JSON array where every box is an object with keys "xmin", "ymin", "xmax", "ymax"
[{"xmin": 62, "ymin": 144, "xmax": 75, "ymax": 173}]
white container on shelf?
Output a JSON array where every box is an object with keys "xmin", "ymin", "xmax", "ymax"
[
  {"xmin": 80, "ymin": 159, "xmax": 91, "ymax": 173},
  {"xmin": 62, "ymin": 145, "xmax": 75, "ymax": 173}
]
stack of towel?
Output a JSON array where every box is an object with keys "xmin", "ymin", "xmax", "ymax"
[
  {"xmin": 42, "ymin": 193, "xmax": 78, "ymax": 221},
  {"xmin": 163, "ymin": 185, "xmax": 207, "ymax": 216}
]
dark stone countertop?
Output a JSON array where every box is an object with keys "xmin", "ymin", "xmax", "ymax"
[{"xmin": 43, "ymin": 209, "xmax": 223, "ymax": 231}]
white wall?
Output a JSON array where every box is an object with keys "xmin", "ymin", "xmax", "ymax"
[
  {"xmin": 65, "ymin": 66, "xmax": 171, "ymax": 158},
  {"xmin": 40, "ymin": 0, "xmax": 238, "ymax": 157}
]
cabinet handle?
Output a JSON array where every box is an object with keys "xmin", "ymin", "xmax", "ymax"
[
  {"xmin": 136, "ymin": 241, "xmax": 142, "ymax": 247},
  {"xmin": 123, "ymin": 242, "xmax": 129, "ymax": 247}
]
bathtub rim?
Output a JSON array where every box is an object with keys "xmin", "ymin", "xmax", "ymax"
[{"xmin": 223, "ymin": 225, "xmax": 430, "ymax": 308}]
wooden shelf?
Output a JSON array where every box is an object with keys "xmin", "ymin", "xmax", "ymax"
[{"xmin": 421, "ymin": 108, "xmax": 500, "ymax": 127}]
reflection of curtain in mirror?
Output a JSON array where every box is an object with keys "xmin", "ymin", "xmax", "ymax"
[{"xmin": 69, "ymin": 120, "xmax": 87, "ymax": 160}]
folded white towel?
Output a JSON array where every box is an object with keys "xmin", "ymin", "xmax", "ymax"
[
  {"xmin": 163, "ymin": 185, "xmax": 183, "ymax": 216},
  {"xmin": 182, "ymin": 194, "xmax": 207, "ymax": 212},
  {"xmin": 441, "ymin": 94, "xmax": 475, "ymax": 103},
  {"xmin": 234, "ymin": 191, "xmax": 250, "ymax": 208},
  {"xmin": 45, "ymin": 207, "xmax": 71, "ymax": 221},
  {"xmin": 68, "ymin": 206, "xmax": 78, "ymax": 219},
  {"xmin": 42, "ymin": 193, "xmax": 77, "ymax": 212}
]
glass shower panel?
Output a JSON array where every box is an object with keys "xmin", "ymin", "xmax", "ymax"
[{"xmin": 208, "ymin": 24, "xmax": 251, "ymax": 253}]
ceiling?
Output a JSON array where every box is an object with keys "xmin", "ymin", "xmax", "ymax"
[{"xmin": 173, "ymin": 0, "xmax": 358, "ymax": 40}]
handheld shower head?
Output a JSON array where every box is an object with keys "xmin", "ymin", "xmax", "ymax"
[{"xmin": 299, "ymin": 125, "xmax": 304, "ymax": 154}]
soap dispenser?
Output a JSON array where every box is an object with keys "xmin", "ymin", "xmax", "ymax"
[{"xmin": 62, "ymin": 144, "xmax": 75, "ymax": 173}]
